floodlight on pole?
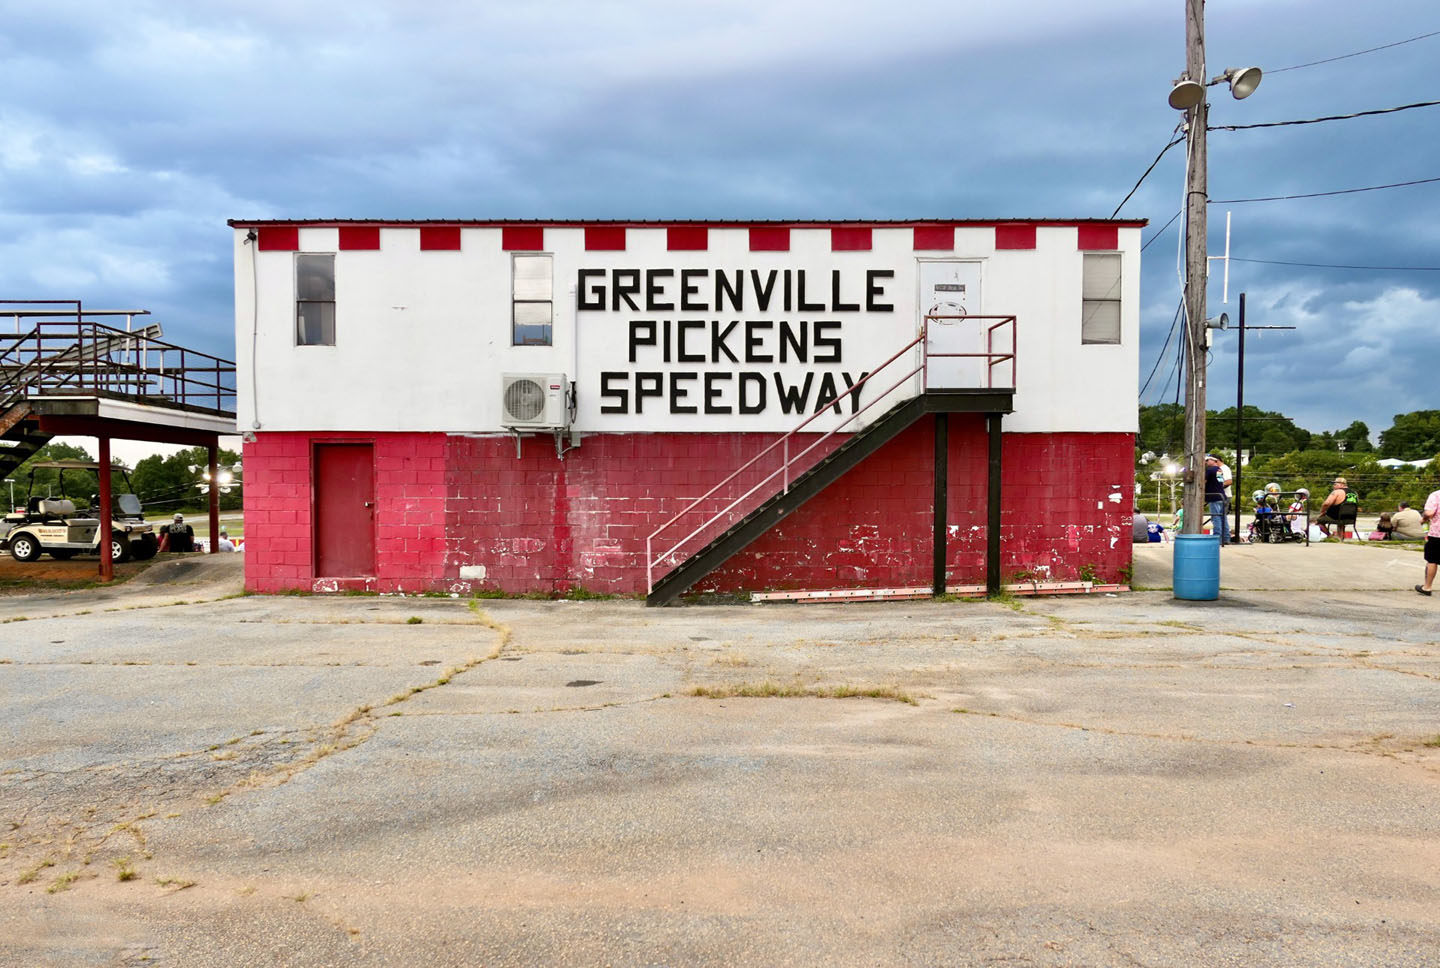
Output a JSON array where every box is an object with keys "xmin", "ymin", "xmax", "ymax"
[
  {"xmin": 1167, "ymin": 0, "xmax": 1262, "ymax": 548},
  {"xmin": 1211, "ymin": 66, "xmax": 1262, "ymax": 99},
  {"xmin": 1168, "ymin": 79, "xmax": 1205, "ymax": 110}
]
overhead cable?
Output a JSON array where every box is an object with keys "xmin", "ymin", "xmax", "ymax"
[
  {"xmin": 1268, "ymin": 29, "xmax": 1440, "ymax": 74},
  {"xmin": 1140, "ymin": 300, "xmax": 1184, "ymax": 400},
  {"xmin": 1212, "ymin": 175, "xmax": 1440, "ymax": 203},
  {"xmin": 1110, "ymin": 132, "xmax": 1185, "ymax": 217},
  {"xmin": 1141, "ymin": 210, "xmax": 1181, "ymax": 251},
  {"xmin": 1231, "ymin": 257, "xmax": 1440, "ymax": 271},
  {"xmin": 1210, "ymin": 99, "xmax": 1440, "ymax": 132}
]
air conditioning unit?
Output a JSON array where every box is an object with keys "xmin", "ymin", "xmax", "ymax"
[{"xmin": 500, "ymin": 373, "xmax": 569, "ymax": 429}]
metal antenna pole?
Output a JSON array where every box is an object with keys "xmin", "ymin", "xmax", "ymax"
[
  {"xmin": 1233, "ymin": 292, "xmax": 1245, "ymax": 542},
  {"xmin": 1227, "ymin": 291, "xmax": 1295, "ymax": 543},
  {"xmin": 1180, "ymin": 0, "xmax": 1209, "ymax": 534}
]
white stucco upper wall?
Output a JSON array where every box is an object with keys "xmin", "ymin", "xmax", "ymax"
[{"xmin": 232, "ymin": 222, "xmax": 1141, "ymax": 435}]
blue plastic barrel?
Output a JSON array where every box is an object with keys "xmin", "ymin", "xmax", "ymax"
[{"xmin": 1172, "ymin": 533, "xmax": 1220, "ymax": 600}]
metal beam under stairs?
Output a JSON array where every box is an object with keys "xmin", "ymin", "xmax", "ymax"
[
  {"xmin": 0, "ymin": 403, "xmax": 51, "ymax": 480},
  {"xmin": 646, "ymin": 388, "xmax": 1012, "ymax": 607}
]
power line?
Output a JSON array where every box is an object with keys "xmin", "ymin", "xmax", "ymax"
[
  {"xmin": 1211, "ymin": 175, "xmax": 1440, "ymax": 204},
  {"xmin": 1111, "ymin": 133, "xmax": 1185, "ymax": 217},
  {"xmin": 1141, "ymin": 210, "xmax": 1181, "ymax": 251},
  {"xmin": 1268, "ymin": 29, "xmax": 1440, "ymax": 74},
  {"xmin": 1210, "ymin": 99, "xmax": 1440, "ymax": 132},
  {"xmin": 1140, "ymin": 300, "xmax": 1183, "ymax": 400},
  {"xmin": 1231, "ymin": 257, "xmax": 1440, "ymax": 271}
]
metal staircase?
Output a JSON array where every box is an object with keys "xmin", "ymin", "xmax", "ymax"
[
  {"xmin": 0, "ymin": 403, "xmax": 51, "ymax": 481},
  {"xmin": 645, "ymin": 314, "xmax": 1017, "ymax": 606},
  {"xmin": 0, "ymin": 300, "xmax": 236, "ymax": 483}
]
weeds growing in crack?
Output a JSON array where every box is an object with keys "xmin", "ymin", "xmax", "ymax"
[
  {"xmin": 687, "ymin": 682, "xmax": 918, "ymax": 705},
  {"xmin": 190, "ymin": 600, "xmax": 510, "ymax": 810}
]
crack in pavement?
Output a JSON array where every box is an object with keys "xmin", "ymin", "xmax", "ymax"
[{"xmin": 0, "ymin": 604, "xmax": 512, "ymax": 892}]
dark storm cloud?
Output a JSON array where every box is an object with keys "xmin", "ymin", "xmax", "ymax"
[{"xmin": 0, "ymin": 0, "xmax": 1435, "ymax": 440}]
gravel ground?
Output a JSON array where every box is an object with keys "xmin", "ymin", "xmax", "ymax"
[{"xmin": 2, "ymin": 557, "xmax": 1438, "ymax": 966}]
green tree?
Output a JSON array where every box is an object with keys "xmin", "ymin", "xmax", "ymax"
[
  {"xmin": 1378, "ymin": 411, "xmax": 1440, "ymax": 459},
  {"xmin": 1209, "ymin": 405, "xmax": 1313, "ymax": 457},
  {"xmin": 8, "ymin": 442, "xmax": 98, "ymax": 508},
  {"xmin": 1337, "ymin": 421, "xmax": 1373, "ymax": 453},
  {"xmin": 130, "ymin": 447, "xmax": 243, "ymax": 514}
]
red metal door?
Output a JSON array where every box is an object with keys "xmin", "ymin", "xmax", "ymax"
[{"xmin": 314, "ymin": 443, "xmax": 375, "ymax": 577}]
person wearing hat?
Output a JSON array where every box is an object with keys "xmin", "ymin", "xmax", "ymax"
[
  {"xmin": 164, "ymin": 512, "xmax": 195, "ymax": 553},
  {"xmin": 216, "ymin": 526, "xmax": 236, "ymax": 553},
  {"xmin": 1314, "ymin": 477, "xmax": 1358, "ymax": 539},
  {"xmin": 1286, "ymin": 488, "xmax": 1311, "ymax": 535},
  {"xmin": 1204, "ymin": 455, "xmax": 1230, "ymax": 545}
]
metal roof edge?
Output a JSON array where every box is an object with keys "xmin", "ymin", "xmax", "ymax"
[{"xmin": 227, "ymin": 217, "xmax": 1150, "ymax": 228}]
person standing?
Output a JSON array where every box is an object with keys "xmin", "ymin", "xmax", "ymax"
[
  {"xmin": 1416, "ymin": 488, "xmax": 1440, "ymax": 597},
  {"xmin": 1204, "ymin": 455, "xmax": 1230, "ymax": 545}
]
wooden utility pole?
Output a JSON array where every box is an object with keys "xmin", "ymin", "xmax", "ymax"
[{"xmin": 1180, "ymin": 0, "xmax": 1209, "ymax": 533}]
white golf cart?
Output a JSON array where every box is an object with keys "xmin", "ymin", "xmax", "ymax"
[{"xmin": 0, "ymin": 460, "xmax": 158, "ymax": 563}]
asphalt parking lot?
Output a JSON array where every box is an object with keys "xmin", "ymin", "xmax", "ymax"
[{"xmin": 2, "ymin": 554, "xmax": 1438, "ymax": 967}]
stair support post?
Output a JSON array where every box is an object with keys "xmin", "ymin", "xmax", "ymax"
[
  {"xmin": 208, "ymin": 444, "xmax": 220, "ymax": 555},
  {"xmin": 986, "ymin": 413, "xmax": 1003, "ymax": 596},
  {"xmin": 98, "ymin": 435, "xmax": 113, "ymax": 583},
  {"xmin": 932, "ymin": 413, "xmax": 947, "ymax": 597}
]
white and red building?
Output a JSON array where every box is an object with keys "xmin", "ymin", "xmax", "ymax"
[{"xmin": 231, "ymin": 219, "xmax": 1141, "ymax": 601}]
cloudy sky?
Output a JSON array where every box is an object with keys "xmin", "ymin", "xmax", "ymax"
[{"xmin": 2, "ymin": 0, "xmax": 1436, "ymax": 460}]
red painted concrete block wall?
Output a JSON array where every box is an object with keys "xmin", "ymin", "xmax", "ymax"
[
  {"xmin": 246, "ymin": 426, "xmax": 1133, "ymax": 595},
  {"xmin": 244, "ymin": 431, "xmax": 447, "ymax": 593}
]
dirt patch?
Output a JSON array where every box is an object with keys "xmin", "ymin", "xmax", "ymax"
[{"xmin": 0, "ymin": 556, "xmax": 152, "ymax": 593}]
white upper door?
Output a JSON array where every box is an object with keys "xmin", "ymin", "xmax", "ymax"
[{"xmin": 920, "ymin": 260, "xmax": 983, "ymax": 389}]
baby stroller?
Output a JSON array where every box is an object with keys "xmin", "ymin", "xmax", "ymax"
[{"xmin": 1249, "ymin": 488, "xmax": 1305, "ymax": 543}]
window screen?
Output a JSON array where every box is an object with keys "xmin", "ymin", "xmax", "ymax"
[
  {"xmin": 1081, "ymin": 253, "xmax": 1121, "ymax": 345},
  {"xmin": 296, "ymin": 254, "xmax": 335, "ymax": 346},
  {"xmin": 513, "ymin": 254, "xmax": 553, "ymax": 345}
]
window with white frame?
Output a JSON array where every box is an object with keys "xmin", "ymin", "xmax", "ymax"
[
  {"xmin": 1081, "ymin": 253, "xmax": 1122, "ymax": 345},
  {"xmin": 295, "ymin": 254, "xmax": 335, "ymax": 346},
  {"xmin": 512, "ymin": 253, "xmax": 553, "ymax": 346}
]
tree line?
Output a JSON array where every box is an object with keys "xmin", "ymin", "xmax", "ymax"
[
  {"xmin": 7, "ymin": 444, "xmax": 242, "ymax": 514},
  {"xmin": 1137, "ymin": 406, "xmax": 1440, "ymax": 515}
]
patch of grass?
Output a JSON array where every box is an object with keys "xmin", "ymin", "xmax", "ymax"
[
  {"xmin": 113, "ymin": 857, "xmax": 137, "ymax": 882},
  {"xmin": 988, "ymin": 589, "xmax": 1025, "ymax": 611},
  {"xmin": 46, "ymin": 871, "xmax": 79, "ymax": 893},
  {"xmin": 1422, "ymin": 735, "xmax": 1440, "ymax": 748},
  {"xmin": 687, "ymin": 682, "xmax": 917, "ymax": 705},
  {"xmin": 286, "ymin": 891, "xmax": 314, "ymax": 903},
  {"xmin": 17, "ymin": 858, "xmax": 55, "ymax": 884},
  {"xmin": 406, "ymin": 616, "xmax": 423, "ymax": 625},
  {"xmin": 155, "ymin": 876, "xmax": 196, "ymax": 890},
  {"xmin": 559, "ymin": 585, "xmax": 617, "ymax": 601}
]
